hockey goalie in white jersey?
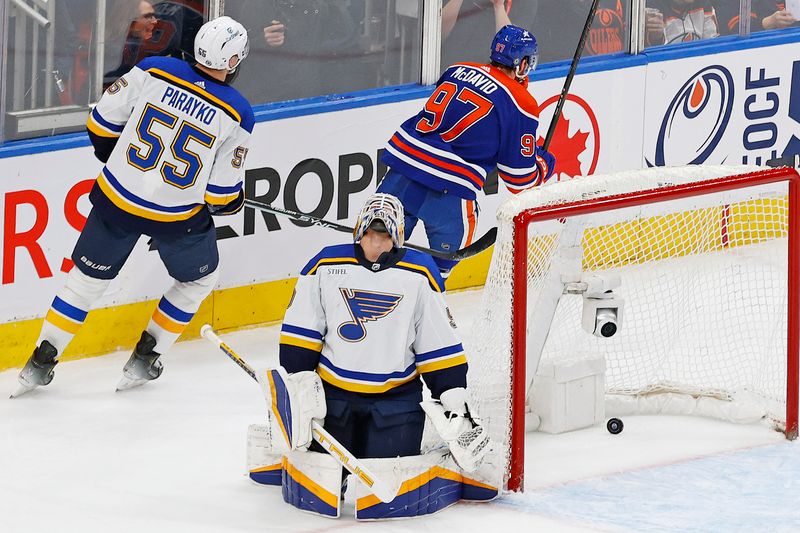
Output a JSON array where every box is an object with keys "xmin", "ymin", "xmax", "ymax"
[
  {"xmin": 247, "ymin": 194, "xmax": 499, "ymax": 519},
  {"xmin": 14, "ymin": 16, "xmax": 254, "ymax": 396}
]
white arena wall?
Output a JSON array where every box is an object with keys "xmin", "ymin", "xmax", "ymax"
[{"xmin": 0, "ymin": 34, "xmax": 799, "ymax": 370}]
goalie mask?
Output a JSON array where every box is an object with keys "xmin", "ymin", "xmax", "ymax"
[
  {"xmin": 194, "ymin": 16, "xmax": 250, "ymax": 73},
  {"xmin": 353, "ymin": 193, "xmax": 405, "ymax": 249},
  {"xmin": 490, "ymin": 24, "xmax": 539, "ymax": 80}
]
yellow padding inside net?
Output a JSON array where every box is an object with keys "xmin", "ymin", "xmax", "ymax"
[{"xmin": 580, "ymin": 197, "xmax": 788, "ymax": 271}]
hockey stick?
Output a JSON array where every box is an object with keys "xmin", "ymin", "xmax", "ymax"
[
  {"xmin": 542, "ymin": 0, "xmax": 600, "ymax": 151},
  {"xmin": 199, "ymin": 324, "xmax": 397, "ymax": 504},
  {"xmin": 244, "ymin": 198, "xmax": 496, "ymax": 261},
  {"xmin": 427, "ymin": 0, "xmax": 601, "ymax": 253}
]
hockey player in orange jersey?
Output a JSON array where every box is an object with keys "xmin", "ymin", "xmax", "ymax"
[{"xmin": 379, "ymin": 24, "xmax": 557, "ymax": 277}]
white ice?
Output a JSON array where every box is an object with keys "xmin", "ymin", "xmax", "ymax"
[{"xmin": 1, "ymin": 288, "xmax": 798, "ymax": 533}]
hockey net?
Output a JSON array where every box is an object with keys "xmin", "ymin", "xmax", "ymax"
[{"xmin": 468, "ymin": 165, "xmax": 800, "ymax": 492}]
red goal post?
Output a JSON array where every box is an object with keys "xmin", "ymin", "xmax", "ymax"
[{"xmin": 471, "ymin": 166, "xmax": 800, "ymax": 493}]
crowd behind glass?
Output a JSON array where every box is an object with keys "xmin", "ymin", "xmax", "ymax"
[{"xmin": 3, "ymin": 0, "xmax": 798, "ymax": 141}]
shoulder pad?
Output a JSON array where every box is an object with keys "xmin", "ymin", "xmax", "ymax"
[
  {"xmin": 301, "ymin": 244, "xmax": 358, "ymax": 275},
  {"xmin": 396, "ymin": 249, "xmax": 445, "ymax": 292}
]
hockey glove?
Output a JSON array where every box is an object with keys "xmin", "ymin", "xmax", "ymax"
[
  {"xmin": 536, "ymin": 148, "xmax": 557, "ymax": 184},
  {"xmin": 421, "ymin": 387, "xmax": 490, "ymax": 472},
  {"xmin": 257, "ymin": 367, "xmax": 326, "ymax": 451}
]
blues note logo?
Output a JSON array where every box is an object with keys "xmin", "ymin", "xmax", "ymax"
[{"xmin": 337, "ymin": 288, "xmax": 403, "ymax": 342}]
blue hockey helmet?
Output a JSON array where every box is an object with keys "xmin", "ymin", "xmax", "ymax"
[{"xmin": 490, "ymin": 25, "xmax": 539, "ymax": 79}]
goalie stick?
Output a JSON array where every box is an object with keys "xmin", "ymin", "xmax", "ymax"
[
  {"xmin": 199, "ymin": 324, "xmax": 397, "ymax": 504},
  {"xmin": 244, "ymin": 198, "xmax": 496, "ymax": 261}
]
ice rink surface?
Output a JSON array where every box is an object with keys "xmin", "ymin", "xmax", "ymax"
[{"xmin": 2, "ymin": 289, "xmax": 798, "ymax": 532}]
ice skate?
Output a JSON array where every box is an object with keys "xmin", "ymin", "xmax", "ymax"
[
  {"xmin": 116, "ymin": 331, "xmax": 163, "ymax": 392},
  {"xmin": 11, "ymin": 341, "xmax": 58, "ymax": 398}
]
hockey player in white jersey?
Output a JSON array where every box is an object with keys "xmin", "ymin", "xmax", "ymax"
[
  {"xmin": 14, "ymin": 16, "xmax": 254, "ymax": 396},
  {"xmin": 271, "ymin": 194, "xmax": 491, "ymax": 515}
]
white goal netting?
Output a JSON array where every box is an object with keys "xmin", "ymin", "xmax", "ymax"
[{"xmin": 468, "ymin": 165, "xmax": 797, "ymax": 489}]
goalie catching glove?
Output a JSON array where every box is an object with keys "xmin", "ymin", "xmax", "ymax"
[
  {"xmin": 257, "ymin": 367, "xmax": 326, "ymax": 451},
  {"xmin": 421, "ymin": 387, "xmax": 490, "ymax": 472}
]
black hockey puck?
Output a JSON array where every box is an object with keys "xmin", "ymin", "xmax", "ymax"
[{"xmin": 607, "ymin": 418, "xmax": 624, "ymax": 434}]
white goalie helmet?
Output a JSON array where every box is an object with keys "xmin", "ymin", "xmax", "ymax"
[
  {"xmin": 194, "ymin": 16, "xmax": 249, "ymax": 71},
  {"xmin": 353, "ymin": 193, "xmax": 405, "ymax": 249}
]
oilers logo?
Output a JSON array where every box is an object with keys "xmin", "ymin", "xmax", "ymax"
[
  {"xmin": 337, "ymin": 289, "xmax": 403, "ymax": 342},
  {"xmin": 650, "ymin": 65, "xmax": 734, "ymax": 166}
]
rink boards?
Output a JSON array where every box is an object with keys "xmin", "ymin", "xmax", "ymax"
[{"xmin": 0, "ymin": 32, "xmax": 799, "ymax": 369}]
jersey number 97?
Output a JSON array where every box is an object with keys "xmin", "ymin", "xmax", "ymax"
[{"xmin": 416, "ymin": 82, "xmax": 494, "ymax": 142}]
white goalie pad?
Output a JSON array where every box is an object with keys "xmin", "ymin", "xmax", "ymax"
[
  {"xmin": 246, "ymin": 423, "xmax": 283, "ymax": 486},
  {"xmin": 354, "ymin": 450, "xmax": 500, "ymax": 520},
  {"xmin": 256, "ymin": 367, "xmax": 326, "ymax": 451},
  {"xmin": 282, "ymin": 450, "xmax": 342, "ymax": 519}
]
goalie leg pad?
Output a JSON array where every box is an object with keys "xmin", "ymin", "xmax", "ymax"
[
  {"xmin": 354, "ymin": 451, "xmax": 499, "ymax": 521},
  {"xmin": 282, "ymin": 450, "xmax": 342, "ymax": 518},
  {"xmin": 246, "ymin": 423, "xmax": 283, "ymax": 486}
]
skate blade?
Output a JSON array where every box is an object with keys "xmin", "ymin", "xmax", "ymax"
[
  {"xmin": 115, "ymin": 375, "xmax": 149, "ymax": 392},
  {"xmin": 10, "ymin": 383, "xmax": 37, "ymax": 398}
]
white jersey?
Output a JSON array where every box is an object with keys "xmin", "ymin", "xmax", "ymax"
[
  {"xmin": 279, "ymin": 244, "xmax": 467, "ymax": 395},
  {"xmin": 663, "ymin": 4, "xmax": 719, "ymax": 44},
  {"xmin": 86, "ymin": 56, "xmax": 254, "ymax": 233}
]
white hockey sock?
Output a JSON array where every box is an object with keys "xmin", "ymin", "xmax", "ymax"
[
  {"xmin": 146, "ymin": 270, "xmax": 218, "ymax": 354},
  {"xmin": 38, "ymin": 268, "xmax": 111, "ymax": 356}
]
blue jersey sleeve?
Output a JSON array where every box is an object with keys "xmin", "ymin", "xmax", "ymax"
[{"xmin": 497, "ymin": 108, "xmax": 555, "ymax": 193}]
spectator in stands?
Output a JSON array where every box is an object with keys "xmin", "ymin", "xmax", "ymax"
[
  {"xmin": 644, "ymin": 3, "xmax": 667, "ymax": 46},
  {"xmin": 441, "ymin": 1, "xmax": 537, "ymax": 66},
  {"xmin": 534, "ymin": 1, "xmax": 633, "ymax": 64},
  {"xmin": 716, "ymin": 1, "xmax": 798, "ymax": 35},
  {"xmin": 645, "ymin": 0, "xmax": 718, "ymax": 44},
  {"xmin": 103, "ymin": 0, "xmax": 158, "ymax": 88},
  {"xmin": 145, "ymin": 0, "xmax": 205, "ymax": 60},
  {"xmin": 228, "ymin": 0, "xmax": 366, "ymax": 104},
  {"xmin": 55, "ymin": 1, "xmax": 202, "ymax": 105}
]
